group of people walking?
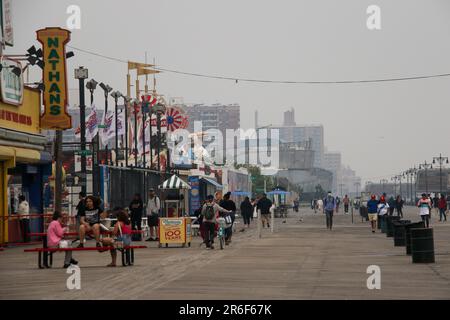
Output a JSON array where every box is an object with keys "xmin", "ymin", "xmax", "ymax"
[{"xmin": 365, "ymin": 192, "xmax": 448, "ymax": 233}]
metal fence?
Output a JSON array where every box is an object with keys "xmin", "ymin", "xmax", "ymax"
[{"xmin": 108, "ymin": 167, "xmax": 164, "ymax": 209}]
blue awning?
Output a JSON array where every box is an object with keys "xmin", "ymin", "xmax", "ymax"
[
  {"xmin": 201, "ymin": 177, "xmax": 223, "ymax": 189},
  {"xmin": 267, "ymin": 190, "xmax": 290, "ymax": 195},
  {"xmin": 231, "ymin": 191, "xmax": 251, "ymax": 196}
]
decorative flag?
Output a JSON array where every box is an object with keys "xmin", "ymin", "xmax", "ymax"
[
  {"xmin": 165, "ymin": 107, "xmax": 185, "ymax": 131},
  {"xmin": 74, "ymin": 104, "xmax": 98, "ymax": 141},
  {"xmin": 100, "ymin": 110, "xmax": 115, "ymax": 145}
]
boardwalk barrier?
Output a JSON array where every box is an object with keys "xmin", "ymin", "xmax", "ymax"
[
  {"xmin": 405, "ymin": 221, "xmax": 425, "ymax": 255},
  {"xmin": 392, "ymin": 220, "xmax": 411, "ymax": 247},
  {"xmin": 386, "ymin": 216, "xmax": 400, "ymax": 237},
  {"xmin": 411, "ymin": 228, "xmax": 435, "ymax": 263}
]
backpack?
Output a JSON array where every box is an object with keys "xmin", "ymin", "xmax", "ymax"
[{"xmin": 204, "ymin": 205, "xmax": 215, "ymax": 220}]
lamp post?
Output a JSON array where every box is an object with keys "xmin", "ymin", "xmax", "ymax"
[
  {"xmin": 111, "ymin": 91, "xmax": 122, "ymax": 167},
  {"xmin": 140, "ymin": 96, "xmax": 151, "ymax": 168},
  {"xmin": 419, "ymin": 161, "xmax": 432, "ymax": 195},
  {"xmin": 121, "ymin": 94, "xmax": 131, "ymax": 167},
  {"xmin": 86, "ymin": 78, "xmax": 98, "ymax": 195},
  {"xmin": 99, "ymin": 82, "xmax": 113, "ymax": 164},
  {"xmin": 433, "ymin": 154, "xmax": 449, "ymax": 197},
  {"xmin": 380, "ymin": 179, "xmax": 388, "ymax": 194},
  {"xmin": 153, "ymin": 103, "xmax": 166, "ymax": 180},
  {"xmin": 132, "ymin": 99, "xmax": 140, "ymax": 167},
  {"xmin": 74, "ymin": 67, "xmax": 88, "ymax": 194}
]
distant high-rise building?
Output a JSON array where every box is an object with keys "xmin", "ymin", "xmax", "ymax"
[
  {"xmin": 283, "ymin": 108, "xmax": 296, "ymax": 126},
  {"xmin": 269, "ymin": 125, "xmax": 324, "ymax": 168},
  {"xmin": 323, "ymin": 152, "xmax": 342, "ymax": 194},
  {"xmin": 184, "ymin": 104, "xmax": 240, "ymax": 133}
]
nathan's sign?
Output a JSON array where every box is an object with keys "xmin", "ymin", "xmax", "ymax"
[{"xmin": 37, "ymin": 27, "xmax": 71, "ymax": 130}]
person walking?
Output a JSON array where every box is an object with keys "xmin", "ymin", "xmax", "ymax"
[
  {"xmin": 395, "ymin": 195, "xmax": 404, "ymax": 218},
  {"xmin": 129, "ymin": 193, "xmax": 143, "ymax": 241},
  {"xmin": 343, "ymin": 195, "xmax": 350, "ymax": 214},
  {"xmin": 367, "ymin": 195, "xmax": 379, "ymax": 233},
  {"xmin": 17, "ymin": 195, "xmax": 30, "ymax": 242},
  {"xmin": 335, "ymin": 196, "xmax": 340, "ymax": 214},
  {"xmin": 317, "ymin": 198, "xmax": 323, "ymax": 213},
  {"xmin": 387, "ymin": 196, "xmax": 396, "ymax": 216},
  {"xmin": 433, "ymin": 194, "xmax": 440, "ymax": 217},
  {"xmin": 201, "ymin": 195, "xmax": 231, "ymax": 249},
  {"xmin": 438, "ymin": 194, "xmax": 447, "ymax": 222},
  {"xmin": 240, "ymin": 197, "xmax": 253, "ymax": 229},
  {"xmin": 323, "ymin": 192, "xmax": 336, "ymax": 230},
  {"xmin": 146, "ymin": 188, "xmax": 161, "ymax": 241},
  {"xmin": 256, "ymin": 193, "xmax": 273, "ymax": 229},
  {"xmin": 220, "ymin": 192, "xmax": 237, "ymax": 245},
  {"xmin": 377, "ymin": 196, "xmax": 389, "ymax": 232},
  {"xmin": 418, "ymin": 193, "xmax": 432, "ymax": 228}
]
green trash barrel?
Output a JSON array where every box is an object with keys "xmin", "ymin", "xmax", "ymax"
[
  {"xmin": 411, "ymin": 228, "xmax": 435, "ymax": 263},
  {"xmin": 405, "ymin": 221, "xmax": 426, "ymax": 255},
  {"xmin": 386, "ymin": 216, "xmax": 400, "ymax": 237},
  {"xmin": 392, "ymin": 220, "xmax": 411, "ymax": 246}
]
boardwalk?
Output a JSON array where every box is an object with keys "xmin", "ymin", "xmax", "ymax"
[{"xmin": 1, "ymin": 207, "xmax": 449, "ymax": 299}]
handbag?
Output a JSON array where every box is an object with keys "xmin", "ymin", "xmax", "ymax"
[{"xmin": 253, "ymin": 207, "xmax": 258, "ymax": 218}]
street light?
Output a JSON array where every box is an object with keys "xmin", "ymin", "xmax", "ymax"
[
  {"xmin": 85, "ymin": 78, "xmax": 99, "ymax": 196},
  {"xmin": 132, "ymin": 99, "xmax": 140, "ymax": 167},
  {"xmin": 433, "ymin": 154, "xmax": 449, "ymax": 197},
  {"xmin": 99, "ymin": 82, "xmax": 113, "ymax": 165},
  {"xmin": 74, "ymin": 66, "xmax": 89, "ymax": 194},
  {"xmin": 121, "ymin": 94, "xmax": 131, "ymax": 167},
  {"xmin": 153, "ymin": 103, "xmax": 166, "ymax": 179},
  {"xmin": 419, "ymin": 161, "xmax": 433, "ymax": 195},
  {"xmin": 111, "ymin": 91, "xmax": 122, "ymax": 167}
]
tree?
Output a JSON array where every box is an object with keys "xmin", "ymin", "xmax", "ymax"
[{"xmin": 315, "ymin": 184, "xmax": 326, "ymax": 199}]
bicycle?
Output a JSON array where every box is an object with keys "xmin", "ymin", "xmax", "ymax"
[{"xmin": 217, "ymin": 217, "xmax": 227, "ymax": 250}]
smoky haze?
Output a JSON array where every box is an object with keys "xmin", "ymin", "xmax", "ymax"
[{"xmin": 10, "ymin": 0, "xmax": 450, "ymax": 183}]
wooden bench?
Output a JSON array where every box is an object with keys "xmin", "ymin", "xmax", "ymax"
[{"xmin": 24, "ymin": 245, "xmax": 147, "ymax": 268}]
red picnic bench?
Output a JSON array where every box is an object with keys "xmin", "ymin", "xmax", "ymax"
[
  {"xmin": 24, "ymin": 245, "xmax": 147, "ymax": 268},
  {"xmin": 26, "ymin": 230, "xmax": 145, "ymax": 268}
]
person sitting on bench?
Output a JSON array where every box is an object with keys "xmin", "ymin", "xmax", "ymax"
[
  {"xmin": 48, "ymin": 211, "xmax": 78, "ymax": 268},
  {"xmin": 101, "ymin": 209, "xmax": 132, "ymax": 267},
  {"xmin": 77, "ymin": 196, "xmax": 106, "ymax": 249}
]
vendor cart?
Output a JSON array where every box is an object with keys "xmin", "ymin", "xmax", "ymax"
[{"xmin": 158, "ymin": 175, "xmax": 192, "ymax": 248}]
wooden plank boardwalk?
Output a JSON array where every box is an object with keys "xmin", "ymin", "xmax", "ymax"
[{"xmin": 1, "ymin": 207, "xmax": 449, "ymax": 299}]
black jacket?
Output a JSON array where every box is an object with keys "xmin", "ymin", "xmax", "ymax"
[
  {"xmin": 257, "ymin": 197, "xmax": 272, "ymax": 215},
  {"xmin": 240, "ymin": 200, "xmax": 253, "ymax": 216}
]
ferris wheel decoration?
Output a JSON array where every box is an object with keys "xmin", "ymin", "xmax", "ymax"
[{"xmin": 165, "ymin": 107, "xmax": 185, "ymax": 131}]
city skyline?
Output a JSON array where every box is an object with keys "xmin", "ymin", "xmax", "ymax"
[{"xmin": 9, "ymin": 0, "xmax": 450, "ymax": 182}]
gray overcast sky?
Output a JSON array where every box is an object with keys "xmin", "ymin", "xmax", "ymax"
[{"xmin": 10, "ymin": 0, "xmax": 450, "ymax": 182}]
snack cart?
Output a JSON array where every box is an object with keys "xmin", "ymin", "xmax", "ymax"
[{"xmin": 158, "ymin": 175, "xmax": 192, "ymax": 248}]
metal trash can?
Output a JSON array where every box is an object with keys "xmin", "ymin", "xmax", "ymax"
[
  {"xmin": 386, "ymin": 216, "xmax": 400, "ymax": 237},
  {"xmin": 392, "ymin": 220, "xmax": 411, "ymax": 246},
  {"xmin": 411, "ymin": 228, "xmax": 435, "ymax": 263},
  {"xmin": 405, "ymin": 221, "xmax": 426, "ymax": 255}
]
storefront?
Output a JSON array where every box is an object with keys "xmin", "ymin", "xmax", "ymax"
[{"xmin": 0, "ymin": 78, "xmax": 51, "ymax": 244}]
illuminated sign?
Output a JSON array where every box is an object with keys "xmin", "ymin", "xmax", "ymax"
[{"xmin": 37, "ymin": 27, "xmax": 72, "ymax": 130}]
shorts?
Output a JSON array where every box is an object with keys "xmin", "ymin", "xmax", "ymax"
[
  {"xmin": 368, "ymin": 214, "xmax": 378, "ymax": 222},
  {"xmin": 148, "ymin": 214, "xmax": 159, "ymax": 227}
]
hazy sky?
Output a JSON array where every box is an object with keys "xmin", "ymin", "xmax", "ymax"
[{"xmin": 10, "ymin": 0, "xmax": 450, "ymax": 182}]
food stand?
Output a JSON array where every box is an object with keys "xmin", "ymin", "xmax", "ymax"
[
  {"xmin": 267, "ymin": 188, "xmax": 291, "ymax": 218},
  {"xmin": 158, "ymin": 175, "xmax": 192, "ymax": 248}
]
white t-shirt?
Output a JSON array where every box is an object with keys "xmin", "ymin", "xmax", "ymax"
[
  {"xmin": 146, "ymin": 196, "xmax": 161, "ymax": 216},
  {"xmin": 377, "ymin": 203, "xmax": 389, "ymax": 216},
  {"xmin": 417, "ymin": 198, "xmax": 431, "ymax": 216}
]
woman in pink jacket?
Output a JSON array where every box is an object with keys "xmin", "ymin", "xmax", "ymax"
[{"xmin": 47, "ymin": 211, "xmax": 78, "ymax": 268}]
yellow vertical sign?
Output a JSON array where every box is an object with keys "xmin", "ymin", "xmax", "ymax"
[{"xmin": 36, "ymin": 27, "xmax": 72, "ymax": 130}]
